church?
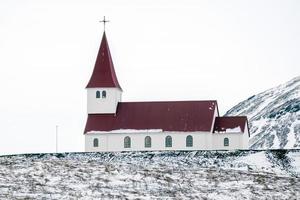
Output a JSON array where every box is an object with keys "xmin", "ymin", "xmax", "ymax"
[{"xmin": 84, "ymin": 29, "xmax": 249, "ymax": 152}]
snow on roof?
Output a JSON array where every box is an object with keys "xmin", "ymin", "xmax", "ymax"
[
  {"xmin": 221, "ymin": 126, "xmax": 242, "ymax": 133},
  {"xmin": 87, "ymin": 129, "xmax": 163, "ymax": 134}
]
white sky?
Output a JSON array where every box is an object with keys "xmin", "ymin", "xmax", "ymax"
[{"xmin": 0, "ymin": 0, "xmax": 299, "ymax": 155}]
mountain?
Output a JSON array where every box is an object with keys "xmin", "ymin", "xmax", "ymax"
[
  {"xmin": 0, "ymin": 151, "xmax": 299, "ymax": 199},
  {"xmin": 225, "ymin": 76, "xmax": 300, "ymax": 149}
]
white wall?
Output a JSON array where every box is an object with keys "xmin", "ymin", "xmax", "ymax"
[
  {"xmin": 85, "ymin": 130, "xmax": 248, "ymax": 152},
  {"xmin": 243, "ymin": 122, "xmax": 249, "ymax": 148},
  {"xmin": 87, "ymin": 88, "xmax": 122, "ymax": 114},
  {"xmin": 211, "ymin": 132, "xmax": 246, "ymax": 150},
  {"xmin": 210, "ymin": 106, "xmax": 219, "ymax": 132}
]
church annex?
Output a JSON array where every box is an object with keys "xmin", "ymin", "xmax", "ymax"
[{"xmin": 84, "ymin": 30, "xmax": 249, "ymax": 152}]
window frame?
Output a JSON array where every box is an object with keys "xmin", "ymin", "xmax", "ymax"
[
  {"xmin": 102, "ymin": 90, "xmax": 107, "ymax": 98},
  {"xmin": 124, "ymin": 136, "xmax": 131, "ymax": 148},
  {"xmin": 186, "ymin": 135, "xmax": 193, "ymax": 147},
  {"xmin": 165, "ymin": 136, "xmax": 172, "ymax": 147},
  {"xmin": 144, "ymin": 136, "xmax": 151, "ymax": 148},
  {"xmin": 93, "ymin": 138, "xmax": 99, "ymax": 147},
  {"xmin": 96, "ymin": 91, "xmax": 101, "ymax": 98},
  {"xmin": 224, "ymin": 137, "xmax": 229, "ymax": 146}
]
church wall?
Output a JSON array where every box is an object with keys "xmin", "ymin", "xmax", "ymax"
[
  {"xmin": 85, "ymin": 131, "xmax": 216, "ymax": 152},
  {"xmin": 212, "ymin": 132, "xmax": 247, "ymax": 150},
  {"xmin": 87, "ymin": 88, "xmax": 121, "ymax": 114}
]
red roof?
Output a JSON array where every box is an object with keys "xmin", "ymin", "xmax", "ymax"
[
  {"xmin": 86, "ymin": 32, "xmax": 122, "ymax": 89},
  {"xmin": 84, "ymin": 101, "xmax": 218, "ymax": 133},
  {"xmin": 213, "ymin": 116, "xmax": 248, "ymax": 134}
]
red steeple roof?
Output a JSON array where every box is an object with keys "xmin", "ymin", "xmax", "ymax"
[{"xmin": 86, "ymin": 31, "xmax": 122, "ymax": 90}]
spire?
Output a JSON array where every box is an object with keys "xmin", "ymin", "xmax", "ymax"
[{"xmin": 86, "ymin": 31, "xmax": 122, "ymax": 90}]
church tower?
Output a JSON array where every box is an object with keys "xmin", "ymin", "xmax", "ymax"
[{"xmin": 86, "ymin": 31, "xmax": 122, "ymax": 114}]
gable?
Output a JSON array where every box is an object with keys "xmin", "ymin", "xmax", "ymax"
[{"xmin": 213, "ymin": 116, "xmax": 248, "ymax": 135}]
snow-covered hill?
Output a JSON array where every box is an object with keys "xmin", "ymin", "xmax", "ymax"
[
  {"xmin": 225, "ymin": 76, "xmax": 300, "ymax": 149},
  {"xmin": 0, "ymin": 151, "xmax": 299, "ymax": 199}
]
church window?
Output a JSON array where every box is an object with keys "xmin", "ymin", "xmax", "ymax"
[
  {"xmin": 165, "ymin": 136, "xmax": 172, "ymax": 147},
  {"xmin": 124, "ymin": 136, "xmax": 131, "ymax": 148},
  {"xmin": 102, "ymin": 91, "xmax": 106, "ymax": 98},
  {"xmin": 93, "ymin": 138, "xmax": 99, "ymax": 147},
  {"xmin": 96, "ymin": 91, "xmax": 101, "ymax": 98},
  {"xmin": 186, "ymin": 135, "xmax": 193, "ymax": 147},
  {"xmin": 145, "ymin": 136, "xmax": 151, "ymax": 148},
  {"xmin": 224, "ymin": 138, "xmax": 229, "ymax": 146}
]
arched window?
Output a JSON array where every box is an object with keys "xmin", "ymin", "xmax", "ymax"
[
  {"xmin": 186, "ymin": 135, "xmax": 193, "ymax": 147},
  {"xmin": 165, "ymin": 136, "xmax": 172, "ymax": 147},
  {"xmin": 124, "ymin": 136, "xmax": 131, "ymax": 148},
  {"xmin": 224, "ymin": 138, "xmax": 229, "ymax": 146},
  {"xmin": 93, "ymin": 138, "xmax": 99, "ymax": 147},
  {"xmin": 102, "ymin": 91, "xmax": 106, "ymax": 98},
  {"xmin": 96, "ymin": 91, "xmax": 101, "ymax": 98},
  {"xmin": 145, "ymin": 136, "xmax": 151, "ymax": 148}
]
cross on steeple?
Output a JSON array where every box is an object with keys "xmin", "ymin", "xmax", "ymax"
[{"xmin": 99, "ymin": 16, "xmax": 109, "ymax": 31}]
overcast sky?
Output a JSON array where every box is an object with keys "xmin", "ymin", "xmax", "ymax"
[{"xmin": 0, "ymin": 0, "xmax": 299, "ymax": 155}]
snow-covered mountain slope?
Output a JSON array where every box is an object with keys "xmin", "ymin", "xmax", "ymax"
[
  {"xmin": 225, "ymin": 76, "xmax": 300, "ymax": 149},
  {"xmin": 0, "ymin": 151, "xmax": 299, "ymax": 199}
]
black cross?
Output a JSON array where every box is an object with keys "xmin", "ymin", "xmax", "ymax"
[{"xmin": 99, "ymin": 16, "xmax": 109, "ymax": 31}]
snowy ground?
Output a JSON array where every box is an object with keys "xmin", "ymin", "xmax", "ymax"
[{"xmin": 0, "ymin": 150, "xmax": 300, "ymax": 199}]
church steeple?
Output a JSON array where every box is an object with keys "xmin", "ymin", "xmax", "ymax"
[
  {"xmin": 86, "ymin": 31, "xmax": 122, "ymax": 90},
  {"xmin": 86, "ymin": 27, "xmax": 122, "ymax": 114}
]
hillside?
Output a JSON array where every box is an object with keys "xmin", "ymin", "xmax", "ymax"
[
  {"xmin": 0, "ymin": 150, "xmax": 299, "ymax": 199},
  {"xmin": 225, "ymin": 76, "xmax": 300, "ymax": 149}
]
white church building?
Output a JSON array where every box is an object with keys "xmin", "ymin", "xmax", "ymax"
[{"xmin": 84, "ymin": 31, "xmax": 249, "ymax": 152}]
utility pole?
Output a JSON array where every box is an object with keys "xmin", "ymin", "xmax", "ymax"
[{"xmin": 56, "ymin": 125, "xmax": 58, "ymax": 153}]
